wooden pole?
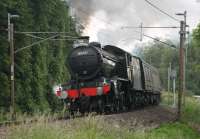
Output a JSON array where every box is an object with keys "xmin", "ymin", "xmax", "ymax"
[{"xmin": 178, "ymin": 21, "xmax": 185, "ymax": 120}]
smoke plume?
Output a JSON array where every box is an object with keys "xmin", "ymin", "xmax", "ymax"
[{"xmin": 68, "ymin": 0, "xmax": 200, "ymax": 53}]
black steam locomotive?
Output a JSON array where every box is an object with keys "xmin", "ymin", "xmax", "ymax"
[{"xmin": 54, "ymin": 42, "xmax": 161, "ymax": 113}]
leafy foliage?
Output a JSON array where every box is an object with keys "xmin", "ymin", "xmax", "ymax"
[
  {"xmin": 0, "ymin": 0, "xmax": 77, "ymax": 113},
  {"xmin": 141, "ymin": 23, "xmax": 200, "ymax": 95},
  {"xmin": 187, "ymin": 23, "xmax": 200, "ymax": 94},
  {"xmin": 141, "ymin": 40, "xmax": 178, "ymax": 90}
]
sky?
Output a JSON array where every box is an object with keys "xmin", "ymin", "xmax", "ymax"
[{"xmin": 69, "ymin": 0, "xmax": 200, "ymax": 53}]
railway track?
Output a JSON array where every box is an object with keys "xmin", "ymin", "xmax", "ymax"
[
  {"xmin": 0, "ymin": 120, "xmax": 25, "ymax": 127},
  {"xmin": 0, "ymin": 116, "xmax": 69, "ymax": 128},
  {"xmin": 104, "ymin": 106, "xmax": 177, "ymax": 130}
]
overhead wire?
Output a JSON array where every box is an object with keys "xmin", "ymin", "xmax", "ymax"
[
  {"xmin": 144, "ymin": 0, "xmax": 180, "ymax": 22},
  {"xmin": 130, "ymin": 29, "xmax": 175, "ymax": 48}
]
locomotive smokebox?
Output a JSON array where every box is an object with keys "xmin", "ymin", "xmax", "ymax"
[{"xmin": 68, "ymin": 45, "xmax": 102, "ymax": 80}]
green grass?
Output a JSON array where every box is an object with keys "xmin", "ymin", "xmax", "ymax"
[
  {"xmin": 160, "ymin": 92, "xmax": 178, "ymax": 106},
  {"xmin": 182, "ymin": 97, "xmax": 200, "ymax": 126},
  {"xmin": 0, "ymin": 110, "xmax": 64, "ymax": 123},
  {"xmin": 147, "ymin": 122, "xmax": 200, "ymax": 139},
  {"xmin": 6, "ymin": 115, "xmax": 200, "ymax": 139},
  {"xmin": 161, "ymin": 92, "xmax": 200, "ymax": 125},
  {"xmin": 0, "ymin": 111, "xmax": 10, "ymax": 122}
]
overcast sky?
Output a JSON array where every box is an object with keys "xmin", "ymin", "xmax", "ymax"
[{"xmin": 69, "ymin": 0, "xmax": 200, "ymax": 53}]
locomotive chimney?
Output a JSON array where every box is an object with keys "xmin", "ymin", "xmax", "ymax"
[{"xmin": 73, "ymin": 36, "xmax": 90, "ymax": 48}]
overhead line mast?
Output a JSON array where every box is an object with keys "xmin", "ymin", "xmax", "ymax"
[{"xmin": 176, "ymin": 11, "xmax": 187, "ymax": 120}]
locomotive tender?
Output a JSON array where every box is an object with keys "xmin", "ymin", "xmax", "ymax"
[{"xmin": 54, "ymin": 42, "xmax": 161, "ymax": 113}]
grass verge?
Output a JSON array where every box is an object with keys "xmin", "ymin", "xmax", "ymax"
[
  {"xmin": 6, "ymin": 115, "xmax": 200, "ymax": 139},
  {"xmin": 182, "ymin": 96, "xmax": 200, "ymax": 131}
]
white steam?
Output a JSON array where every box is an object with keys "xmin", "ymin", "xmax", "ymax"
[{"xmin": 69, "ymin": 0, "xmax": 200, "ymax": 54}]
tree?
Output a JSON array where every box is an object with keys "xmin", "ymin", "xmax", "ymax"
[
  {"xmin": 186, "ymin": 23, "xmax": 200, "ymax": 95},
  {"xmin": 0, "ymin": 0, "xmax": 78, "ymax": 113},
  {"xmin": 141, "ymin": 40, "xmax": 178, "ymax": 90}
]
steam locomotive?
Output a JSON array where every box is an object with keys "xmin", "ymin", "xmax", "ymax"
[{"xmin": 54, "ymin": 42, "xmax": 161, "ymax": 113}]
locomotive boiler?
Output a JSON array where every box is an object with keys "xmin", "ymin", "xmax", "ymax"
[
  {"xmin": 68, "ymin": 42, "xmax": 118, "ymax": 80},
  {"xmin": 54, "ymin": 42, "xmax": 161, "ymax": 113}
]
